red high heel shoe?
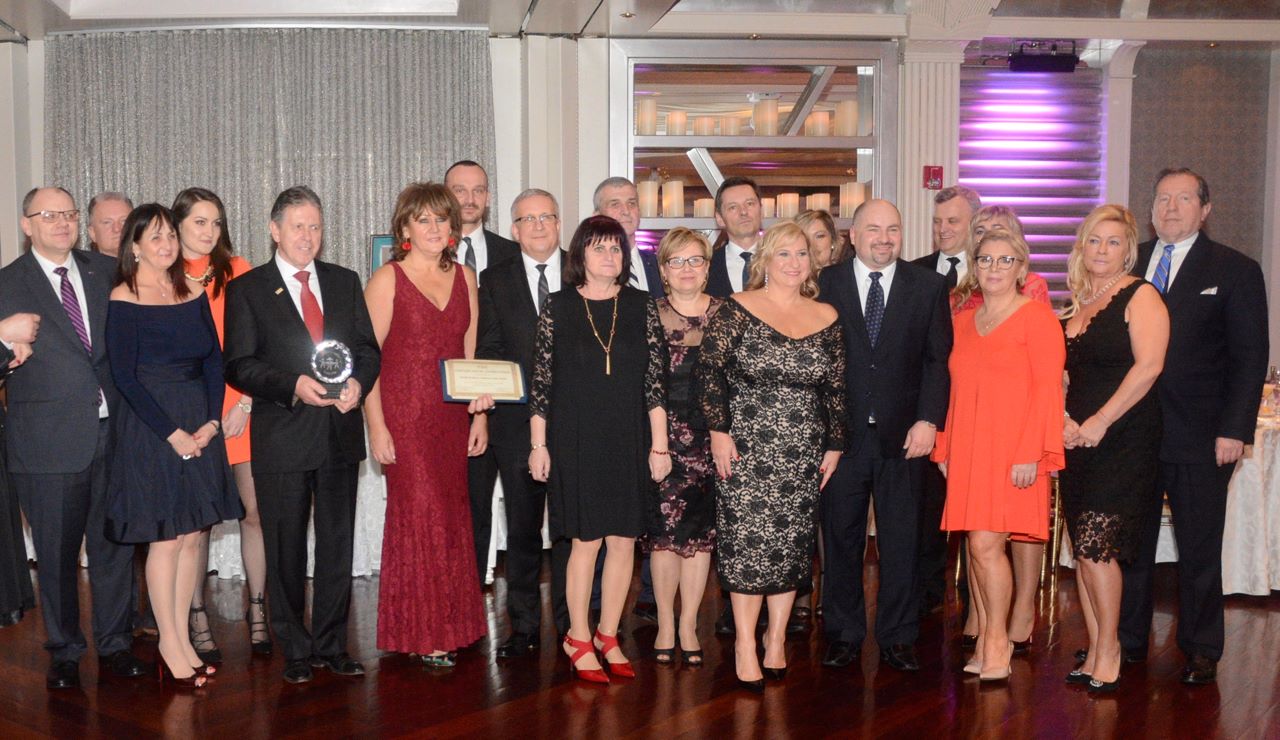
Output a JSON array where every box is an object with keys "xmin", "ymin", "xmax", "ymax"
[
  {"xmin": 563, "ymin": 634, "xmax": 609, "ymax": 684},
  {"xmin": 157, "ymin": 659, "xmax": 207, "ymax": 689},
  {"xmin": 593, "ymin": 630, "xmax": 635, "ymax": 679}
]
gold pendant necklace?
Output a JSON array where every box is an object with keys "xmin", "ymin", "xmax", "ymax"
[
  {"xmin": 184, "ymin": 263, "xmax": 215, "ymax": 286},
  {"xmin": 582, "ymin": 292, "xmax": 619, "ymax": 375}
]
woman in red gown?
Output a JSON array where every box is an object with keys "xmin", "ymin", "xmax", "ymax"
[{"xmin": 364, "ymin": 182, "xmax": 493, "ymax": 666}]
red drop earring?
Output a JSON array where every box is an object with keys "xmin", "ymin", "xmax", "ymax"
[
  {"xmin": 448, "ymin": 237, "xmax": 457, "ymax": 247},
  {"xmin": 402, "ymin": 241, "xmax": 412, "ymax": 252}
]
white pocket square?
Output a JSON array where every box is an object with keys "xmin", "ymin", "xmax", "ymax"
[{"xmin": 1200, "ymin": 286, "xmax": 1218, "ymax": 295}]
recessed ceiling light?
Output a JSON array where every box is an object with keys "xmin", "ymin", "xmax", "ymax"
[
  {"xmin": 620, "ymin": 11, "xmax": 635, "ymax": 19},
  {"xmin": 749, "ymin": 33, "xmax": 761, "ymax": 40},
  {"xmin": 1207, "ymin": 42, "xmax": 1218, "ymax": 48}
]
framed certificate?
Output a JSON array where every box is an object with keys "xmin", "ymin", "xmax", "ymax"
[
  {"xmin": 369, "ymin": 233, "xmax": 396, "ymax": 273},
  {"xmin": 440, "ymin": 359, "xmax": 527, "ymax": 403}
]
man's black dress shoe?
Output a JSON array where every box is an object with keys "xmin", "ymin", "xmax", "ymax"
[
  {"xmin": 100, "ymin": 650, "xmax": 147, "ymax": 678},
  {"xmin": 283, "ymin": 659, "xmax": 314, "ymax": 684},
  {"xmin": 46, "ymin": 660, "xmax": 80, "ymax": 689},
  {"xmin": 631, "ymin": 601, "xmax": 658, "ymax": 623},
  {"xmin": 1180, "ymin": 655, "xmax": 1217, "ymax": 685},
  {"xmin": 880, "ymin": 644, "xmax": 920, "ymax": 672},
  {"xmin": 311, "ymin": 652, "xmax": 365, "ymax": 676},
  {"xmin": 822, "ymin": 641, "xmax": 860, "ymax": 668},
  {"xmin": 496, "ymin": 632, "xmax": 539, "ymax": 659}
]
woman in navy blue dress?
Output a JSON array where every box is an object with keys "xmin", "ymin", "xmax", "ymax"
[{"xmin": 106, "ymin": 204, "xmax": 242, "ymax": 688}]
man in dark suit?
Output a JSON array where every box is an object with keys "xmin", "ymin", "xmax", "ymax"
[
  {"xmin": 0, "ymin": 187, "xmax": 146, "ymax": 689},
  {"xmin": 224, "ymin": 186, "xmax": 381, "ymax": 684},
  {"xmin": 706, "ymin": 176, "xmax": 763, "ymax": 298},
  {"xmin": 818, "ymin": 199, "xmax": 953, "ymax": 671},
  {"xmin": 910, "ymin": 185, "xmax": 981, "ymax": 615},
  {"xmin": 477, "ymin": 188, "xmax": 571, "ymax": 658},
  {"xmin": 594, "ymin": 177, "xmax": 663, "ymax": 297},
  {"xmin": 446, "ymin": 160, "xmax": 520, "ymax": 583},
  {"xmin": 1120, "ymin": 168, "xmax": 1268, "ymax": 685}
]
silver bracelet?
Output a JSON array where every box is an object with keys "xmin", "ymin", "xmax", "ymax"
[{"xmin": 237, "ymin": 399, "xmax": 252, "ymax": 414}]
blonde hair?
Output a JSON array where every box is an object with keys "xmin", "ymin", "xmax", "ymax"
[
  {"xmin": 656, "ymin": 227, "xmax": 712, "ymax": 265},
  {"xmin": 951, "ymin": 231, "xmax": 1030, "ymax": 310},
  {"xmin": 745, "ymin": 221, "xmax": 819, "ymax": 298},
  {"xmin": 1060, "ymin": 204, "xmax": 1139, "ymax": 319},
  {"xmin": 952, "ymin": 205, "xmax": 1026, "ymax": 311},
  {"xmin": 794, "ymin": 209, "xmax": 847, "ymax": 266}
]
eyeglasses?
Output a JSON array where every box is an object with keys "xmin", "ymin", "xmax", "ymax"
[
  {"xmin": 664, "ymin": 256, "xmax": 707, "ymax": 268},
  {"xmin": 974, "ymin": 254, "xmax": 1023, "ymax": 271},
  {"xmin": 514, "ymin": 213, "xmax": 559, "ymax": 226},
  {"xmin": 25, "ymin": 209, "xmax": 80, "ymax": 223}
]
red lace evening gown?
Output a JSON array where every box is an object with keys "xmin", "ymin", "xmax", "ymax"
[{"xmin": 377, "ymin": 262, "xmax": 486, "ymax": 653}]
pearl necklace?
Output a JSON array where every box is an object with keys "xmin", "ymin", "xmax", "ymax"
[{"xmin": 1080, "ymin": 272, "xmax": 1125, "ymax": 306}]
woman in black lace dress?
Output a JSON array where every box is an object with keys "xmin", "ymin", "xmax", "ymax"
[
  {"xmin": 0, "ymin": 314, "xmax": 37, "ymax": 628},
  {"xmin": 644, "ymin": 228, "xmax": 722, "ymax": 666},
  {"xmin": 696, "ymin": 221, "xmax": 846, "ymax": 691},
  {"xmin": 1060, "ymin": 204, "xmax": 1168, "ymax": 693},
  {"xmin": 528, "ymin": 215, "xmax": 669, "ymax": 684}
]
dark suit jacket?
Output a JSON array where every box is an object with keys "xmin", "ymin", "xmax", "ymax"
[
  {"xmin": 0, "ymin": 249, "xmax": 119, "ymax": 474},
  {"xmin": 911, "ymin": 252, "xmax": 942, "ymax": 271},
  {"xmin": 818, "ymin": 258, "xmax": 953, "ymax": 458},
  {"xmin": 707, "ymin": 247, "xmax": 733, "ymax": 298},
  {"xmin": 482, "ymin": 229, "xmax": 520, "ymax": 274},
  {"xmin": 223, "ymin": 258, "xmax": 381, "ymax": 474},
  {"xmin": 476, "ymin": 251, "xmax": 566, "ymax": 450},
  {"xmin": 1132, "ymin": 234, "xmax": 1268, "ymax": 462},
  {"xmin": 636, "ymin": 248, "xmax": 665, "ymax": 298}
]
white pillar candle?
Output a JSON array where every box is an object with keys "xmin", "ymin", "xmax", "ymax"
[
  {"xmin": 804, "ymin": 111, "xmax": 831, "ymax": 137},
  {"xmin": 806, "ymin": 193, "xmax": 832, "ymax": 212},
  {"xmin": 760, "ymin": 198, "xmax": 776, "ymax": 218},
  {"xmin": 636, "ymin": 97, "xmax": 657, "ymax": 136},
  {"xmin": 777, "ymin": 193, "xmax": 801, "ymax": 218},
  {"xmin": 638, "ymin": 180, "xmax": 659, "ymax": 218},
  {"xmin": 693, "ymin": 198, "xmax": 715, "ymax": 218},
  {"xmin": 665, "ymin": 110, "xmax": 687, "ymax": 136},
  {"xmin": 753, "ymin": 99, "xmax": 778, "ymax": 136},
  {"xmin": 693, "ymin": 116, "xmax": 716, "ymax": 136},
  {"xmin": 721, "ymin": 116, "xmax": 741, "ymax": 136},
  {"xmin": 835, "ymin": 100, "xmax": 858, "ymax": 136},
  {"xmin": 662, "ymin": 180, "xmax": 685, "ymax": 218},
  {"xmin": 839, "ymin": 181, "xmax": 866, "ymax": 218}
]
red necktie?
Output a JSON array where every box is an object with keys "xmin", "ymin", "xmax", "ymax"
[{"xmin": 295, "ymin": 270, "xmax": 324, "ymax": 344}]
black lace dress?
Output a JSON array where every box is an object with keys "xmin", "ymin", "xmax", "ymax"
[
  {"xmin": 694, "ymin": 298, "xmax": 847, "ymax": 594},
  {"xmin": 642, "ymin": 297, "xmax": 723, "ymax": 557},
  {"xmin": 529, "ymin": 286, "xmax": 667, "ymax": 541},
  {"xmin": 1060, "ymin": 281, "xmax": 1161, "ymax": 563}
]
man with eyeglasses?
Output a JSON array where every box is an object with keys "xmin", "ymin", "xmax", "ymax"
[
  {"xmin": 479, "ymin": 188, "xmax": 571, "ymax": 658},
  {"xmin": 0, "ymin": 187, "xmax": 146, "ymax": 689},
  {"xmin": 86, "ymin": 192, "xmax": 134, "ymax": 259},
  {"xmin": 707, "ymin": 176, "xmax": 763, "ymax": 298},
  {"xmin": 817, "ymin": 199, "xmax": 952, "ymax": 673},
  {"xmin": 593, "ymin": 177, "xmax": 663, "ymax": 297},
  {"xmin": 446, "ymin": 160, "xmax": 520, "ymax": 585}
]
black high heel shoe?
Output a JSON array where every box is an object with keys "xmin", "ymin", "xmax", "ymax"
[
  {"xmin": 1088, "ymin": 676, "xmax": 1120, "ymax": 693},
  {"xmin": 737, "ymin": 676, "xmax": 765, "ymax": 693},
  {"xmin": 762, "ymin": 665, "xmax": 788, "ymax": 681},
  {"xmin": 1065, "ymin": 667, "xmax": 1092, "ymax": 685},
  {"xmin": 189, "ymin": 606, "xmax": 222, "ymax": 665},
  {"xmin": 246, "ymin": 594, "xmax": 273, "ymax": 656}
]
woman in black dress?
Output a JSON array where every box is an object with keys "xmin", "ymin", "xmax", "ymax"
[
  {"xmin": 1060, "ymin": 204, "xmax": 1168, "ymax": 693},
  {"xmin": 106, "ymin": 204, "xmax": 243, "ymax": 688},
  {"xmin": 0, "ymin": 313, "xmax": 38, "ymax": 628},
  {"xmin": 529, "ymin": 215, "xmax": 669, "ymax": 684},
  {"xmin": 645, "ymin": 227, "xmax": 721, "ymax": 665}
]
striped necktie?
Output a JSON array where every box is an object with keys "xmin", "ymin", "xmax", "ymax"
[{"xmin": 1151, "ymin": 243, "xmax": 1175, "ymax": 294}]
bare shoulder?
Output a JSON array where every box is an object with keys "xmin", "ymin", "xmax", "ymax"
[
  {"xmin": 367, "ymin": 263, "xmax": 397, "ymax": 291},
  {"xmin": 109, "ymin": 284, "xmax": 138, "ymax": 302},
  {"xmin": 810, "ymin": 299, "xmax": 838, "ymax": 324}
]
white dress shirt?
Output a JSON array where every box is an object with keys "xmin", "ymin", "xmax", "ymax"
[
  {"xmin": 32, "ymin": 249, "xmax": 108, "ymax": 418},
  {"xmin": 726, "ymin": 240, "xmax": 756, "ymax": 293},
  {"xmin": 628, "ymin": 245, "xmax": 649, "ymax": 292},
  {"xmin": 852, "ymin": 257, "xmax": 897, "ymax": 314},
  {"xmin": 522, "ymin": 250, "xmax": 562, "ymax": 310},
  {"xmin": 458, "ymin": 226, "xmax": 491, "ymax": 276},
  {"xmin": 275, "ymin": 252, "xmax": 324, "ymax": 317},
  {"xmin": 933, "ymin": 251, "xmax": 967, "ymax": 283},
  {"xmin": 1143, "ymin": 231, "xmax": 1198, "ymax": 290}
]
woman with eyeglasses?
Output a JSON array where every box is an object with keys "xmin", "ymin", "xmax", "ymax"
[
  {"xmin": 528, "ymin": 215, "xmax": 670, "ymax": 684},
  {"xmin": 643, "ymin": 228, "xmax": 721, "ymax": 667},
  {"xmin": 932, "ymin": 229, "xmax": 1065, "ymax": 682}
]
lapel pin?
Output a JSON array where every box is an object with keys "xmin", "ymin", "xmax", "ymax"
[{"xmin": 275, "ymin": 287, "xmax": 285, "ymax": 295}]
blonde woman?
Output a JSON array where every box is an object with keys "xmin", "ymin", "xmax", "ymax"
[{"xmin": 795, "ymin": 209, "xmax": 848, "ymax": 268}]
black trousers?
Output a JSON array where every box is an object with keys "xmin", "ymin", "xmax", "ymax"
[
  {"xmin": 468, "ymin": 450, "xmax": 499, "ymax": 584},
  {"xmin": 1120, "ymin": 460, "xmax": 1233, "ymax": 661},
  {"xmin": 916, "ymin": 460, "xmax": 949, "ymax": 607},
  {"xmin": 255, "ymin": 462, "xmax": 358, "ymax": 662},
  {"xmin": 12, "ymin": 420, "xmax": 134, "ymax": 662},
  {"xmin": 821, "ymin": 426, "xmax": 922, "ymax": 646},
  {"xmin": 494, "ymin": 442, "xmax": 569, "ymax": 636}
]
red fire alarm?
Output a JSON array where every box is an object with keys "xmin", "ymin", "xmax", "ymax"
[{"xmin": 923, "ymin": 166, "xmax": 944, "ymax": 190}]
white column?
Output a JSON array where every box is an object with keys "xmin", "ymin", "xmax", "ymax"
[
  {"xmin": 0, "ymin": 42, "xmax": 35, "ymax": 265},
  {"xmin": 489, "ymin": 37, "xmax": 523, "ymax": 236},
  {"xmin": 1103, "ymin": 42, "xmax": 1145, "ymax": 204},
  {"xmin": 576, "ymin": 38, "xmax": 610, "ymax": 223},
  {"xmin": 1262, "ymin": 49, "xmax": 1280, "ymax": 365},
  {"xmin": 897, "ymin": 41, "xmax": 965, "ymax": 260},
  {"xmin": 523, "ymin": 36, "xmax": 579, "ymax": 236}
]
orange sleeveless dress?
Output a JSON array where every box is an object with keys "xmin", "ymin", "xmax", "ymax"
[{"xmin": 186, "ymin": 254, "xmax": 252, "ymax": 466}]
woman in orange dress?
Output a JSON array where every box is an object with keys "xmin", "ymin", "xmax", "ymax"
[
  {"xmin": 951, "ymin": 205, "xmax": 1053, "ymax": 654},
  {"xmin": 174, "ymin": 188, "xmax": 272, "ymax": 661},
  {"xmin": 932, "ymin": 228, "xmax": 1065, "ymax": 681}
]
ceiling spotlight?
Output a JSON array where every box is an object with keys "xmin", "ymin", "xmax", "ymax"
[
  {"xmin": 749, "ymin": 33, "xmax": 761, "ymax": 40},
  {"xmin": 620, "ymin": 11, "xmax": 635, "ymax": 18},
  {"xmin": 1207, "ymin": 42, "xmax": 1218, "ymax": 48}
]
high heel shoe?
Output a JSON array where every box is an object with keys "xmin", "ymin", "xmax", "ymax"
[
  {"xmin": 681, "ymin": 648, "xmax": 704, "ymax": 666},
  {"xmin": 157, "ymin": 660, "xmax": 207, "ymax": 689},
  {"xmin": 737, "ymin": 676, "xmax": 765, "ymax": 693},
  {"xmin": 978, "ymin": 641, "xmax": 1014, "ymax": 681},
  {"xmin": 188, "ymin": 606, "xmax": 223, "ymax": 665},
  {"xmin": 1087, "ymin": 676, "xmax": 1120, "ymax": 693},
  {"xmin": 593, "ymin": 630, "xmax": 635, "ymax": 679},
  {"xmin": 1011, "ymin": 636, "xmax": 1032, "ymax": 656},
  {"xmin": 193, "ymin": 663, "xmax": 216, "ymax": 676},
  {"xmin": 762, "ymin": 665, "xmax": 787, "ymax": 681},
  {"xmin": 563, "ymin": 634, "xmax": 609, "ymax": 684},
  {"xmin": 653, "ymin": 646, "xmax": 675, "ymax": 665},
  {"xmin": 1065, "ymin": 668, "xmax": 1092, "ymax": 685},
  {"xmin": 960, "ymin": 633, "xmax": 979, "ymax": 650},
  {"xmin": 246, "ymin": 593, "xmax": 273, "ymax": 656}
]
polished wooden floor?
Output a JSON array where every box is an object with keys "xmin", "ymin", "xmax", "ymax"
[{"xmin": 0, "ymin": 551, "xmax": 1277, "ymax": 739}]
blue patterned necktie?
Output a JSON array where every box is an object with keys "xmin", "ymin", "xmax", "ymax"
[
  {"xmin": 866, "ymin": 271, "xmax": 885, "ymax": 346},
  {"xmin": 741, "ymin": 251, "xmax": 752, "ymax": 290},
  {"xmin": 1151, "ymin": 243, "xmax": 1175, "ymax": 294}
]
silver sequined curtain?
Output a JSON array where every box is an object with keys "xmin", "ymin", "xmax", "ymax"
[{"xmin": 45, "ymin": 28, "xmax": 497, "ymax": 277}]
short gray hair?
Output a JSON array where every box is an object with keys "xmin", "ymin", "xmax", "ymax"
[
  {"xmin": 510, "ymin": 188, "xmax": 558, "ymax": 220},
  {"xmin": 87, "ymin": 191, "xmax": 133, "ymax": 219},
  {"xmin": 270, "ymin": 185, "xmax": 323, "ymax": 224},
  {"xmin": 934, "ymin": 185, "xmax": 982, "ymax": 213},
  {"xmin": 592, "ymin": 177, "xmax": 636, "ymax": 212}
]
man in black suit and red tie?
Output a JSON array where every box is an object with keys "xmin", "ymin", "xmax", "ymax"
[
  {"xmin": 1120, "ymin": 168, "xmax": 1268, "ymax": 685},
  {"xmin": 0, "ymin": 187, "xmax": 147, "ymax": 689},
  {"xmin": 224, "ymin": 186, "xmax": 381, "ymax": 684},
  {"xmin": 817, "ymin": 199, "xmax": 953, "ymax": 672},
  {"xmin": 446, "ymin": 160, "xmax": 520, "ymax": 583},
  {"xmin": 477, "ymin": 188, "xmax": 571, "ymax": 658}
]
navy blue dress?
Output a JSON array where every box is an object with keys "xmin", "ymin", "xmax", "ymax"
[{"xmin": 105, "ymin": 295, "xmax": 242, "ymax": 544}]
